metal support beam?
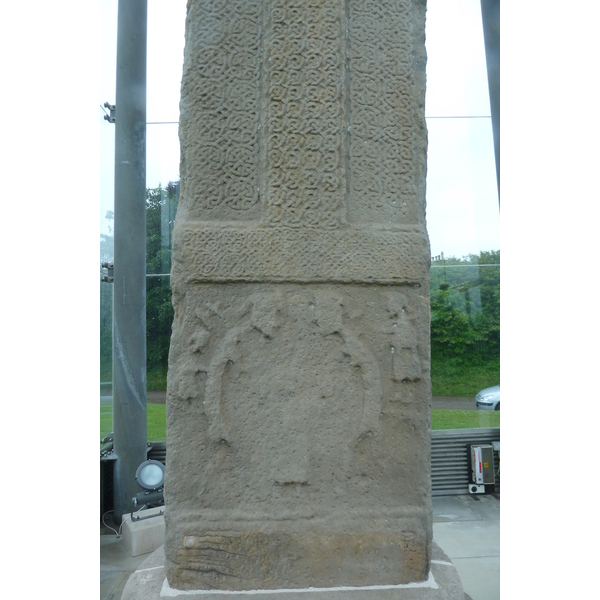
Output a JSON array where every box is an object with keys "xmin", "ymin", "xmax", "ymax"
[
  {"xmin": 480, "ymin": 0, "xmax": 500, "ymax": 205},
  {"xmin": 112, "ymin": 0, "xmax": 148, "ymax": 523}
]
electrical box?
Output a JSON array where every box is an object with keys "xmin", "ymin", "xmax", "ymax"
[{"xmin": 469, "ymin": 444, "xmax": 495, "ymax": 485}]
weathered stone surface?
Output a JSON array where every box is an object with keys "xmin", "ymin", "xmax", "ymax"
[
  {"xmin": 172, "ymin": 225, "xmax": 429, "ymax": 284},
  {"xmin": 166, "ymin": 285, "xmax": 431, "ymax": 588},
  {"xmin": 166, "ymin": 0, "xmax": 431, "ymax": 592},
  {"xmin": 122, "ymin": 542, "xmax": 467, "ymax": 600}
]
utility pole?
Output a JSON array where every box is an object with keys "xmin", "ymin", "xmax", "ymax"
[
  {"xmin": 480, "ymin": 0, "xmax": 500, "ymax": 205},
  {"xmin": 112, "ymin": 0, "xmax": 148, "ymax": 523}
]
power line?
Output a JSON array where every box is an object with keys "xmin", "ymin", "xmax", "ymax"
[
  {"xmin": 145, "ymin": 118, "xmax": 492, "ymax": 124},
  {"xmin": 426, "ymin": 115, "xmax": 491, "ymax": 119},
  {"xmin": 431, "ymin": 264, "xmax": 499, "ymax": 268},
  {"xmin": 147, "ymin": 118, "xmax": 491, "ymax": 123}
]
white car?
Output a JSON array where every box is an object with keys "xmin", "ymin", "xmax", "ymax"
[{"xmin": 475, "ymin": 385, "xmax": 500, "ymax": 410}]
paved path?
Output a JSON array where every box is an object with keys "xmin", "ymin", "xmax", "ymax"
[{"xmin": 432, "ymin": 396, "xmax": 474, "ymax": 410}]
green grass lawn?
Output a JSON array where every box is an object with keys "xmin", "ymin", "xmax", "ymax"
[
  {"xmin": 431, "ymin": 409, "xmax": 499, "ymax": 430},
  {"xmin": 101, "ymin": 403, "xmax": 498, "ymax": 441},
  {"xmin": 101, "ymin": 402, "xmax": 166, "ymax": 442}
]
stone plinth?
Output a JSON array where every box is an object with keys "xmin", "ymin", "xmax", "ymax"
[
  {"xmin": 164, "ymin": 0, "xmax": 440, "ymax": 594},
  {"xmin": 121, "ymin": 543, "xmax": 466, "ymax": 600}
]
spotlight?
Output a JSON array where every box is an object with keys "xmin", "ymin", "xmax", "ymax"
[
  {"xmin": 131, "ymin": 460, "xmax": 165, "ymax": 521},
  {"xmin": 135, "ymin": 460, "xmax": 165, "ymax": 491}
]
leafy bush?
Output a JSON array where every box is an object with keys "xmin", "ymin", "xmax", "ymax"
[
  {"xmin": 100, "ymin": 183, "xmax": 179, "ymax": 388},
  {"xmin": 430, "ymin": 251, "xmax": 500, "ymax": 395}
]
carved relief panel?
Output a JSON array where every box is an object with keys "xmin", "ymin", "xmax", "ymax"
[{"xmin": 178, "ymin": 0, "xmax": 426, "ymax": 230}]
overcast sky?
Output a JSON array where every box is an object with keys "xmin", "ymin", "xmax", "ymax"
[{"xmin": 100, "ymin": 0, "xmax": 500, "ymax": 259}]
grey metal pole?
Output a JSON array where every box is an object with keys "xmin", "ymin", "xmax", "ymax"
[
  {"xmin": 480, "ymin": 0, "xmax": 500, "ymax": 205},
  {"xmin": 112, "ymin": 0, "xmax": 147, "ymax": 523}
]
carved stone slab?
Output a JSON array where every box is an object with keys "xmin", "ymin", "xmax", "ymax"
[
  {"xmin": 166, "ymin": 0, "xmax": 431, "ymax": 592},
  {"xmin": 172, "ymin": 225, "xmax": 429, "ymax": 284}
]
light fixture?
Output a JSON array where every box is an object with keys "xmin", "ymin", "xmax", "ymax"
[
  {"xmin": 135, "ymin": 460, "xmax": 165, "ymax": 491},
  {"xmin": 131, "ymin": 460, "xmax": 165, "ymax": 521}
]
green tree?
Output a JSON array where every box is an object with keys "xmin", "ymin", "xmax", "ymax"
[
  {"xmin": 99, "ymin": 183, "xmax": 179, "ymax": 390},
  {"xmin": 430, "ymin": 282, "xmax": 477, "ymax": 358},
  {"xmin": 472, "ymin": 250, "xmax": 500, "ymax": 359},
  {"xmin": 145, "ymin": 183, "xmax": 179, "ymax": 387},
  {"xmin": 429, "ymin": 251, "xmax": 500, "ymax": 395},
  {"xmin": 430, "ymin": 251, "xmax": 500, "ymax": 359}
]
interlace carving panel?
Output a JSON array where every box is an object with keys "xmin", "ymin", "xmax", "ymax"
[
  {"xmin": 347, "ymin": 0, "xmax": 420, "ymax": 225},
  {"xmin": 180, "ymin": 0, "xmax": 264, "ymax": 221},
  {"xmin": 265, "ymin": 0, "xmax": 346, "ymax": 228},
  {"xmin": 179, "ymin": 0, "xmax": 422, "ymax": 228}
]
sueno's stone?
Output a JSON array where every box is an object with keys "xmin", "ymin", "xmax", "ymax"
[{"xmin": 166, "ymin": 0, "xmax": 431, "ymax": 592}]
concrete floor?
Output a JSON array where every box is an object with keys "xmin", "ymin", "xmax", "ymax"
[
  {"xmin": 100, "ymin": 494, "xmax": 499, "ymax": 600},
  {"xmin": 101, "ymin": 518, "xmax": 150, "ymax": 600},
  {"xmin": 432, "ymin": 494, "xmax": 500, "ymax": 600}
]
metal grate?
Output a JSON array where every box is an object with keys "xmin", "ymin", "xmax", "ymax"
[
  {"xmin": 431, "ymin": 428, "xmax": 500, "ymax": 496},
  {"xmin": 147, "ymin": 441, "xmax": 167, "ymax": 465},
  {"xmin": 100, "ymin": 458, "xmax": 115, "ymax": 515}
]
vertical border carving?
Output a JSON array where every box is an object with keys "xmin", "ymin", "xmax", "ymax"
[
  {"xmin": 179, "ymin": 0, "xmax": 265, "ymax": 222},
  {"xmin": 265, "ymin": 0, "xmax": 347, "ymax": 228},
  {"xmin": 346, "ymin": 0, "xmax": 419, "ymax": 224}
]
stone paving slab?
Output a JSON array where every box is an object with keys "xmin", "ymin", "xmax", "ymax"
[
  {"xmin": 432, "ymin": 497, "xmax": 479, "ymax": 523},
  {"xmin": 452, "ymin": 495, "xmax": 500, "ymax": 522},
  {"xmin": 432, "ymin": 521, "xmax": 500, "ymax": 561},
  {"xmin": 450, "ymin": 557, "xmax": 499, "ymax": 600}
]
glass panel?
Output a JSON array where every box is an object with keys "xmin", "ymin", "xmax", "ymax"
[
  {"xmin": 101, "ymin": 0, "xmax": 499, "ymax": 436},
  {"xmin": 430, "ymin": 256, "xmax": 500, "ymax": 426},
  {"xmin": 144, "ymin": 0, "xmax": 186, "ymax": 408},
  {"xmin": 425, "ymin": 0, "xmax": 500, "ymax": 431},
  {"xmin": 147, "ymin": 0, "xmax": 187, "ymax": 124},
  {"xmin": 425, "ymin": 0, "xmax": 491, "ymax": 117},
  {"xmin": 146, "ymin": 124, "xmax": 180, "ymax": 186},
  {"xmin": 100, "ymin": 1, "xmax": 185, "ymax": 413},
  {"xmin": 100, "ymin": 280, "xmax": 113, "ymax": 398},
  {"xmin": 146, "ymin": 267, "xmax": 172, "ymax": 404},
  {"xmin": 426, "ymin": 118, "xmax": 499, "ymax": 258},
  {"xmin": 100, "ymin": 0, "xmax": 117, "ymax": 252},
  {"xmin": 145, "ymin": 187, "xmax": 178, "ymax": 274}
]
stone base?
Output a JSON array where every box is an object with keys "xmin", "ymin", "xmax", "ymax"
[{"xmin": 122, "ymin": 542, "xmax": 465, "ymax": 600}]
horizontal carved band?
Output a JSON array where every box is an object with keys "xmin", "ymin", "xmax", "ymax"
[{"xmin": 171, "ymin": 224, "xmax": 430, "ymax": 284}]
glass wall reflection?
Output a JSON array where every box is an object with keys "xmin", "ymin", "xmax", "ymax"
[{"xmin": 100, "ymin": 0, "xmax": 499, "ymax": 432}]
